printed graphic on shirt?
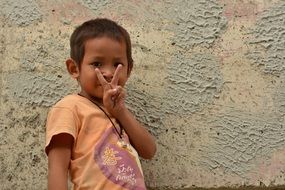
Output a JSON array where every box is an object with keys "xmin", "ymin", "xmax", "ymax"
[
  {"xmin": 94, "ymin": 126, "xmax": 146, "ymax": 190},
  {"xmin": 102, "ymin": 147, "xmax": 122, "ymax": 165}
]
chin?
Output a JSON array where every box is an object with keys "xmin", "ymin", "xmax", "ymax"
[
  {"xmin": 92, "ymin": 87, "xmax": 103, "ymax": 97},
  {"xmin": 92, "ymin": 92, "xmax": 103, "ymax": 100}
]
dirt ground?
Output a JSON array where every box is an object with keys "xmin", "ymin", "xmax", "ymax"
[{"xmin": 148, "ymin": 186, "xmax": 285, "ymax": 190}]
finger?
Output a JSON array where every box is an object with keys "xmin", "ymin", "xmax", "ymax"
[
  {"xmin": 111, "ymin": 86, "xmax": 122, "ymax": 99},
  {"xmin": 105, "ymin": 88, "xmax": 118, "ymax": 107},
  {"xmin": 111, "ymin": 64, "xmax": 122, "ymax": 87},
  {"xmin": 116, "ymin": 89, "xmax": 125, "ymax": 101},
  {"xmin": 106, "ymin": 90, "xmax": 117, "ymax": 101},
  {"xmin": 115, "ymin": 86, "xmax": 124, "ymax": 95},
  {"xmin": 112, "ymin": 90, "xmax": 119, "ymax": 108},
  {"xmin": 111, "ymin": 87, "xmax": 119, "ymax": 101},
  {"xmin": 95, "ymin": 68, "xmax": 109, "ymax": 89},
  {"xmin": 114, "ymin": 86, "xmax": 125, "ymax": 104}
]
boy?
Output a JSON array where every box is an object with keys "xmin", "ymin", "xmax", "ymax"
[{"xmin": 45, "ymin": 18, "xmax": 156, "ymax": 190}]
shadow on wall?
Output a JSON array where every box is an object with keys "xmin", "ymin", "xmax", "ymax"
[{"xmin": 148, "ymin": 185, "xmax": 285, "ymax": 190}]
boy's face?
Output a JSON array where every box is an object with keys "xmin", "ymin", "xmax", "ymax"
[{"xmin": 78, "ymin": 36, "xmax": 129, "ymax": 100}]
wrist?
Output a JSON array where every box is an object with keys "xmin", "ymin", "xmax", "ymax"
[{"xmin": 115, "ymin": 106, "xmax": 129, "ymax": 121}]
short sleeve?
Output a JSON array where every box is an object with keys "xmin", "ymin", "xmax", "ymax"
[{"xmin": 45, "ymin": 107, "xmax": 79, "ymax": 154}]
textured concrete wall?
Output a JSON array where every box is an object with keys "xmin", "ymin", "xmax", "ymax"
[{"xmin": 1, "ymin": 0, "xmax": 285, "ymax": 189}]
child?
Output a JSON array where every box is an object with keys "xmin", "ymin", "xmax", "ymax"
[{"xmin": 45, "ymin": 18, "xmax": 156, "ymax": 190}]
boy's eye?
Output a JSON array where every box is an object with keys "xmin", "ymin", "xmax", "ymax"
[
  {"xmin": 114, "ymin": 62, "xmax": 122, "ymax": 67},
  {"xmin": 91, "ymin": 62, "xmax": 102, "ymax": 67}
]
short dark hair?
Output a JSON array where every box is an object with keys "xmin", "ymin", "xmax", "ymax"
[{"xmin": 70, "ymin": 18, "xmax": 133, "ymax": 74}]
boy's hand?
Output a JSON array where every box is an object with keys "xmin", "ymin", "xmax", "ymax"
[
  {"xmin": 96, "ymin": 65, "xmax": 157, "ymax": 159},
  {"xmin": 95, "ymin": 65, "xmax": 126, "ymax": 117}
]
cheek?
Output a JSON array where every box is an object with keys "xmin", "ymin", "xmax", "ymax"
[
  {"xmin": 82, "ymin": 69, "xmax": 95, "ymax": 79},
  {"xmin": 80, "ymin": 71, "xmax": 98, "ymax": 85},
  {"xmin": 118, "ymin": 76, "xmax": 128, "ymax": 87}
]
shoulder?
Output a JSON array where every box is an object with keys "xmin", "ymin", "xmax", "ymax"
[
  {"xmin": 46, "ymin": 94, "xmax": 83, "ymax": 127},
  {"xmin": 50, "ymin": 94, "xmax": 97, "ymax": 116},
  {"xmin": 53, "ymin": 94, "xmax": 83, "ymax": 110}
]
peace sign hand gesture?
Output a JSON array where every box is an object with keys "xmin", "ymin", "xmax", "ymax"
[{"xmin": 95, "ymin": 65, "xmax": 127, "ymax": 118}]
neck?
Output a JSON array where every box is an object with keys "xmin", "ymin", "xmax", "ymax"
[{"xmin": 78, "ymin": 91, "xmax": 103, "ymax": 106}]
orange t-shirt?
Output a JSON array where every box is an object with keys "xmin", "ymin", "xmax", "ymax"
[{"xmin": 45, "ymin": 94, "xmax": 146, "ymax": 190}]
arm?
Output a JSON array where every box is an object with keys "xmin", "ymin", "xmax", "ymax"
[
  {"xmin": 116, "ymin": 108, "xmax": 156, "ymax": 159},
  {"xmin": 47, "ymin": 133, "xmax": 73, "ymax": 190},
  {"xmin": 95, "ymin": 65, "xmax": 157, "ymax": 159}
]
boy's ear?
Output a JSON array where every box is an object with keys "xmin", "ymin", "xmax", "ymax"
[{"xmin": 66, "ymin": 59, "xmax": 79, "ymax": 79}]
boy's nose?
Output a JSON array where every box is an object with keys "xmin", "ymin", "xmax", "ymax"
[{"xmin": 102, "ymin": 69, "xmax": 113, "ymax": 83}]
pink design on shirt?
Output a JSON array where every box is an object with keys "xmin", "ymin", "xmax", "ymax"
[{"xmin": 94, "ymin": 127, "xmax": 146, "ymax": 190}]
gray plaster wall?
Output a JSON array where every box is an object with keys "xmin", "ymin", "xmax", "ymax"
[{"xmin": 1, "ymin": 0, "xmax": 285, "ymax": 189}]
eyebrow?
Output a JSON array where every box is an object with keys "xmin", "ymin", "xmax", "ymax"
[
  {"xmin": 89, "ymin": 56, "xmax": 104, "ymax": 60},
  {"xmin": 89, "ymin": 56, "xmax": 124, "ymax": 61}
]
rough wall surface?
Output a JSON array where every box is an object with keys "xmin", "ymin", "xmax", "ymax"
[{"xmin": 1, "ymin": 0, "xmax": 284, "ymax": 189}]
